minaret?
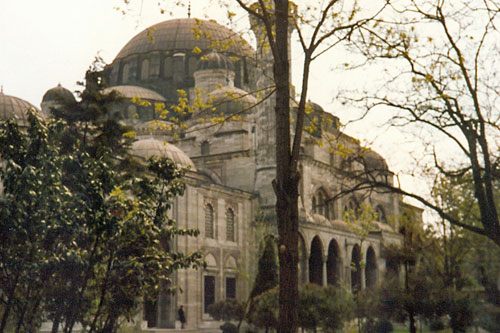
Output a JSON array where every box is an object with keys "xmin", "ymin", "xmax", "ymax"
[{"xmin": 250, "ymin": 2, "xmax": 296, "ymax": 211}]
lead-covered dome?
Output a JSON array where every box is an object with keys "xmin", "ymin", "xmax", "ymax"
[
  {"xmin": 115, "ymin": 18, "xmax": 253, "ymax": 60},
  {"xmin": 103, "ymin": 85, "xmax": 166, "ymax": 102},
  {"xmin": 107, "ymin": 18, "xmax": 254, "ymax": 103},
  {"xmin": 131, "ymin": 138, "xmax": 196, "ymax": 170},
  {"xmin": 42, "ymin": 84, "xmax": 76, "ymax": 104},
  {"xmin": 204, "ymin": 86, "xmax": 257, "ymax": 117},
  {"xmin": 197, "ymin": 50, "xmax": 234, "ymax": 71},
  {"xmin": 0, "ymin": 90, "xmax": 39, "ymax": 123}
]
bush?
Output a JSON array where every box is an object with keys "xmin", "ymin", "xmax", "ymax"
[
  {"xmin": 374, "ymin": 319, "xmax": 393, "ymax": 333},
  {"xmin": 220, "ymin": 322, "xmax": 237, "ymax": 333},
  {"xmin": 429, "ymin": 319, "xmax": 445, "ymax": 331}
]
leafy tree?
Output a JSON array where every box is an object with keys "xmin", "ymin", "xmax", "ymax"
[
  {"xmin": 207, "ymin": 299, "xmax": 245, "ymax": 323},
  {"xmin": 249, "ymin": 284, "xmax": 353, "ymax": 333},
  {"xmin": 0, "ymin": 70, "xmax": 203, "ymax": 332},
  {"xmin": 297, "ymin": 284, "xmax": 353, "ymax": 333},
  {"xmin": 247, "ymin": 288, "xmax": 279, "ymax": 333},
  {"xmin": 431, "ymin": 174, "xmax": 500, "ymax": 331},
  {"xmin": 250, "ymin": 235, "xmax": 278, "ymax": 299}
]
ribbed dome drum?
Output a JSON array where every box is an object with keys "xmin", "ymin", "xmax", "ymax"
[
  {"xmin": 42, "ymin": 84, "xmax": 75, "ymax": 104},
  {"xmin": 131, "ymin": 138, "xmax": 196, "ymax": 170},
  {"xmin": 115, "ymin": 18, "xmax": 253, "ymax": 60},
  {"xmin": 0, "ymin": 90, "xmax": 39, "ymax": 123}
]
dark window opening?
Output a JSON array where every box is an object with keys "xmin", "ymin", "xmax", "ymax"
[
  {"xmin": 226, "ymin": 277, "xmax": 236, "ymax": 299},
  {"xmin": 204, "ymin": 275, "xmax": 215, "ymax": 313}
]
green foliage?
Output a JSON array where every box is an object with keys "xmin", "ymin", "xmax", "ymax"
[
  {"xmin": 247, "ymin": 287, "xmax": 279, "ymax": 331},
  {"xmin": 206, "ymin": 299, "xmax": 245, "ymax": 322},
  {"xmin": 248, "ymin": 284, "xmax": 353, "ymax": 332},
  {"xmin": 0, "ymin": 68, "xmax": 203, "ymax": 332},
  {"xmin": 298, "ymin": 284, "xmax": 354, "ymax": 332},
  {"xmin": 250, "ymin": 235, "xmax": 278, "ymax": 299}
]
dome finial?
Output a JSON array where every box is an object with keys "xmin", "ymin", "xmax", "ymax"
[
  {"xmin": 0, "ymin": 85, "xmax": 3, "ymax": 94},
  {"xmin": 188, "ymin": 1, "xmax": 191, "ymax": 18}
]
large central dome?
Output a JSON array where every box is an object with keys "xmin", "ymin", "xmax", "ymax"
[
  {"xmin": 107, "ymin": 18, "xmax": 255, "ymax": 104},
  {"xmin": 115, "ymin": 18, "xmax": 253, "ymax": 60}
]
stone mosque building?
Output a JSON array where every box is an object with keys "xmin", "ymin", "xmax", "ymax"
[{"xmin": 0, "ymin": 15, "xmax": 420, "ymax": 332}]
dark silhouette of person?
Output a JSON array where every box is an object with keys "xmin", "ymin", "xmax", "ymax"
[{"xmin": 178, "ymin": 305, "xmax": 186, "ymax": 329}]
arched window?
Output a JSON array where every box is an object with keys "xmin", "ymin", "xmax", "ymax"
[
  {"xmin": 312, "ymin": 188, "xmax": 329, "ymax": 219},
  {"xmin": 375, "ymin": 205, "xmax": 387, "ymax": 224},
  {"xmin": 164, "ymin": 57, "xmax": 173, "ymax": 78},
  {"xmin": 201, "ymin": 141, "xmax": 210, "ymax": 156},
  {"xmin": 122, "ymin": 63, "xmax": 130, "ymax": 83},
  {"xmin": 205, "ymin": 204, "xmax": 214, "ymax": 238},
  {"xmin": 141, "ymin": 59, "xmax": 150, "ymax": 80},
  {"xmin": 226, "ymin": 208, "xmax": 235, "ymax": 242},
  {"xmin": 344, "ymin": 198, "xmax": 359, "ymax": 219}
]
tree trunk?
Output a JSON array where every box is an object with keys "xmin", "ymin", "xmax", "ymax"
[
  {"xmin": 273, "ymin": 1, "xmax": 299, "ymax": 333},
  {"xmin": 0, "ymin": 294, "xmax": 13, "ymax": 333},
  {"xmin": 51, "ymin": 313, "xmax": 61, "ymax": 333}
]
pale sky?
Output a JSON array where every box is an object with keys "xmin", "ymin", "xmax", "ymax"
[{"xmin": 0, "ymin": 0, "xmax": 427, "ymax": 206}]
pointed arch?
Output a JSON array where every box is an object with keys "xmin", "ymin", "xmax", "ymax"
[
  {"xmin": 365, "ymin": 246, "xmax": 377, "ymax": 289},
  {"xmin": 309, "ymin": 236, "xmax": 324, "ymax": 285},
  {"xmin": 327, "ymin": 239, "xmax": 342, "ymax": 286},
  {"xmin": 351, "ymin": 244, "xmax": 362, "ymax": 293}
]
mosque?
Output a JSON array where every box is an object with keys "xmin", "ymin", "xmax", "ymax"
[{"xmin": 0, "ymin": 14, "xmax": 420, "ymax": 332}]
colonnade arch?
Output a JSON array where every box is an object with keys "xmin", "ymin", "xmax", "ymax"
[
  {"xmin": 326, "ymin": 239, "xmax": 341, "ymax": 286},
  {"xmin": 351, "ymin": 244, "xmax": 362, "ymax": 292},
  {"xmin": 309, "ymin": 236, "xmax": 323, "ymax": 285},
  {"xmin": 301, "ymin": 232, "xmax": 381, "ymax": 293},
  {"xmin": 365, "ymin": 246, "xmax": 377, "ymax": 289}
]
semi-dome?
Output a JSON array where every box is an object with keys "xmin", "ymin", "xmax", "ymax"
[
  {"xmin": 103, "ymin": 85, "xmax": 166, "ymax": 102},
  {"xmin": 0, "ymin": 90, "xmax": 39, "ymax": 123},
  {"xmin": 42, "ymin": 84, "xmax": 76, "ymax": 104},
  {"xmin": 307, "ymin": 101, "xmax": 325, "ymax": 113},
  {"xmin": 364, "ymin": 149, "xmax": 389, "ymax": 171},
  {"xmin": 115, "ymin": 18, "xmax": 253, "ymax": 60},
  {"xmin": 205, "ymin": 86, "xmax": 257, "ymax": 116},
  {"xmin": 131, "ymin": 138, "xmax": 195, "ymax": 170},
  {"xmin": 197, "ymin": 51, "xmax": 234, "ymax": 71}
]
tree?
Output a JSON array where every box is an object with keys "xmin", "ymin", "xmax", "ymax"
[
  {"xmin": 250, "ymin": 235, "xmax": 278, "ymax": 299},
  {"xmin": 0, "ymin": 67, "xmax": 204, "ymax": 332},
  {"xmin": 210, "ymin": 2, "xmax": 384, "ymax": 332},
  {"xmin": 431, "ymin": 174, "xmax": 500, "ymax": 331},
  {"xmin": 337, "ymin": 0, "xmax": 500, "ymax": 248},
  {"xmin": 248, "ymin": 284, "xmax": 353, "ymax": 333}
]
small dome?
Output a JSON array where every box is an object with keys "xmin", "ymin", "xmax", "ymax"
[
  {"xmin": 197, "ymin": 51, "xmax": 234, "ymax": 71},
  {"xmin": 42, "ymin": 84, "xmax": 76, "ymax": 104},
  {"xmin": 307, "ymin": 101, "xmax": 325, "ymax": 113},
  {"xmin": 364, "ymin": 149, "xmax": 389, "ymax": 171},
  {"xmin": 0, "ymin": 90, "xmax": 39, "ymax": 123},
  {"xmin": 131, "ymin": 138, "xmax": 195, "ymax": 170},
  {"xmin": 204, "ymin": 86, "xmax": 257, "ymax": 116},
  {"xmin": 103, "ymin": 85, "xmax": 166, "ymax": 102}
]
